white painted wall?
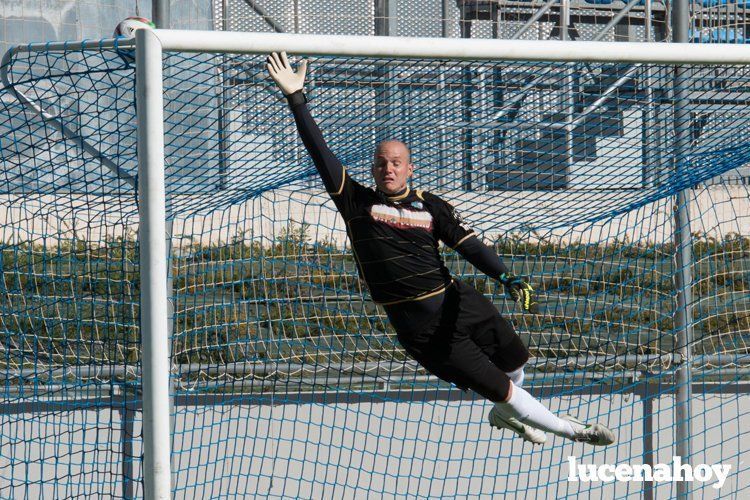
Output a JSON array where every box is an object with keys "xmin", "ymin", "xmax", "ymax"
[{"xmin": 1, "ymin": 184, "xmax": 746, "ymax": 249}]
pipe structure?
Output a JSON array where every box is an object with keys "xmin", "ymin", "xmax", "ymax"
[
  {"xmin": 11, "ymin": 31, "xmax": 750, "ymax": 64},
  {"xmin": 136, "ymin": 28, "xmax": 172, "ymax": 500},
  {"xmin": 672, "ymin": 1, "xmax": 693, "ymax": 498},
  {"xmin": 243, "ymin": 0, "xmax": 285, "ymax": 33},
  {"xmin": 591, "ymin": 0, "xmax": 643, "ymax": 42},
  {"xmin": 152, "ymin": 0, "xmax": 170, "ymax": 29},
  {"xmin": 510, "ymin": 0, "xmax": 557, "ymax": 40},
  {"xmin": 7, "ymin": 353, "xmax": 750, "ymax": 382}
]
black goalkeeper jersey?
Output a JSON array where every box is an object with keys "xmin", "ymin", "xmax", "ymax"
[
  {"xmin": 330, "ymin": 175, "xmax": 474, "ymax": 304},
  {"xmin": 286, "ymin": 90, "xmax": 510, "ymax": 305}
]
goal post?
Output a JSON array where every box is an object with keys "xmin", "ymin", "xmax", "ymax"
[
  {"xmin": 135, "ymin": 28, "xmax": 171, "ymax": 500},
  {"xmin": 3, "ymin": 28, "xmax": 750, "ymax": 498}
]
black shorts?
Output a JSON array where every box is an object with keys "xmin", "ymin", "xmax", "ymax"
[{"xmin": 388, "ymin": 280, "xmax": 529, "ymax": 402}]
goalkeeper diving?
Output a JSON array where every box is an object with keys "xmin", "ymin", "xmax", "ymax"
[{"xmin": 267, "ymin": 52, "xmax": 615, "ymax": 446}]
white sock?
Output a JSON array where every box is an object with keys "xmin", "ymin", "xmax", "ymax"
[
  {"xmin": 495, "ymin": 383, "xmax": 577, "ymax": 438},
  {"xmin": 505, "ymin": 366, "xmax": 525, "ymax": 388}
]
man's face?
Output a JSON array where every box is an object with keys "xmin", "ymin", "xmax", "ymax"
[{"xmin": 372, "ymin": 141, "xmax": 414, "ymax": 195}]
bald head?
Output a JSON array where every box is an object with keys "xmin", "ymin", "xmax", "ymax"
[
  {"xmin": 374, "ymin": 140, "xmax": 411, "ymax": 164},
  {"xmin": 372, "ymin": 140, "xmax": 414, "ymax": 195}
]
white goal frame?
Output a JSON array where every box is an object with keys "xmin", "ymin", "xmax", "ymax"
[{"xmin": 8, "ymin": 28, "xmax": 750, "ymax": 499}]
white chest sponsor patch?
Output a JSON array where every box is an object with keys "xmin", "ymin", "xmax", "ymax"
[{"xmin": 369, "ymin": 204, "xmax": 433, "ymax": 230}]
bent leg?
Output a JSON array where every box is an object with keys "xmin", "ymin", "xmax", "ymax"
[
  {"xmin": 504, "ymin": 365, "xmax": 525, "ymax": 388},
  {"xmin": 497, "ymin": 383, "xmax": 575, "ymax": 438},
  {"xmin": 470, "ymin": 313, "xmax": 530, "ymax": 391},
  {"xmin": 497, "ymin": 384, "xmax": 616, "ymax": 445},
  {"xmin": 398, "ymin": 330, "xmax": 513, "ymax": 402},
  {"xmin": 470, "ymin": 313, "xmax": 529, "ymax": 373}
]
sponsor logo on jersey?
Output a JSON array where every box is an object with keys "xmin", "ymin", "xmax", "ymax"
[
  {"xmin": 450, "ymin": 205, "xmax": 472, "ymax": 232},
  {"xmin": 369, "ymin": 204, "xmax": 433, "ymax": 230}
]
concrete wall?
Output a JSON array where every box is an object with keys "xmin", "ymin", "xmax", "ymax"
[{"xmin": 1, "ymin": 184, "xmax": 747, "ymax": 248}]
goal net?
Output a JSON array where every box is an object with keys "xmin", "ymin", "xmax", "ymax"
[{"xmin": 1, "ymin": 30, "xmax": 749, "ymax": 498}]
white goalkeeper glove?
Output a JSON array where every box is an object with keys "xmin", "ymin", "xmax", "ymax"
[{"xmin": 266, "ymin": 51, "xmax": 308, "ymax": 96}]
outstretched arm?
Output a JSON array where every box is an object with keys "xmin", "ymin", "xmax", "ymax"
[
  {"xmin": 454, "ymin": 235, "xmax": 510, "ymax": 280},
  {"xmin": 266, "ymin": 51, "xmax": 344, "ymax": 194},
  {"xmin": 455, "ymin": 236, "xmax": 537, "ymax": 312},
  {"xmin": 431, "ymin": 195, "xmax": 537, "ymax": 312}
]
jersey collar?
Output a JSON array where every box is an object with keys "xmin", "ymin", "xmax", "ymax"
[{"xmin": 378, "ymin": 185, "xmax": 411, "ymax": 202}]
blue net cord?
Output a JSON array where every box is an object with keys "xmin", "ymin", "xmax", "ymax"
[{"xmin": 0, "ymin": 45, "xmax": 749, "ymax": 498}]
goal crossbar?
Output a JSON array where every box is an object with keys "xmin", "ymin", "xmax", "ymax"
[{"xmin": 8, "ymin": 29, "xmax": 750, "ymax": 64}]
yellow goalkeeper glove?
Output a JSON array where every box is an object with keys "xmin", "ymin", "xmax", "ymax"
[{"xmin": 500, "ymin": 273, "xmax": 538, "ymax": 313}]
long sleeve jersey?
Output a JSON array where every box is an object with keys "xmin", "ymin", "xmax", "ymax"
[{"xmin": 286, "ymin": 90, "xmax": 510, "ymax": 306}]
